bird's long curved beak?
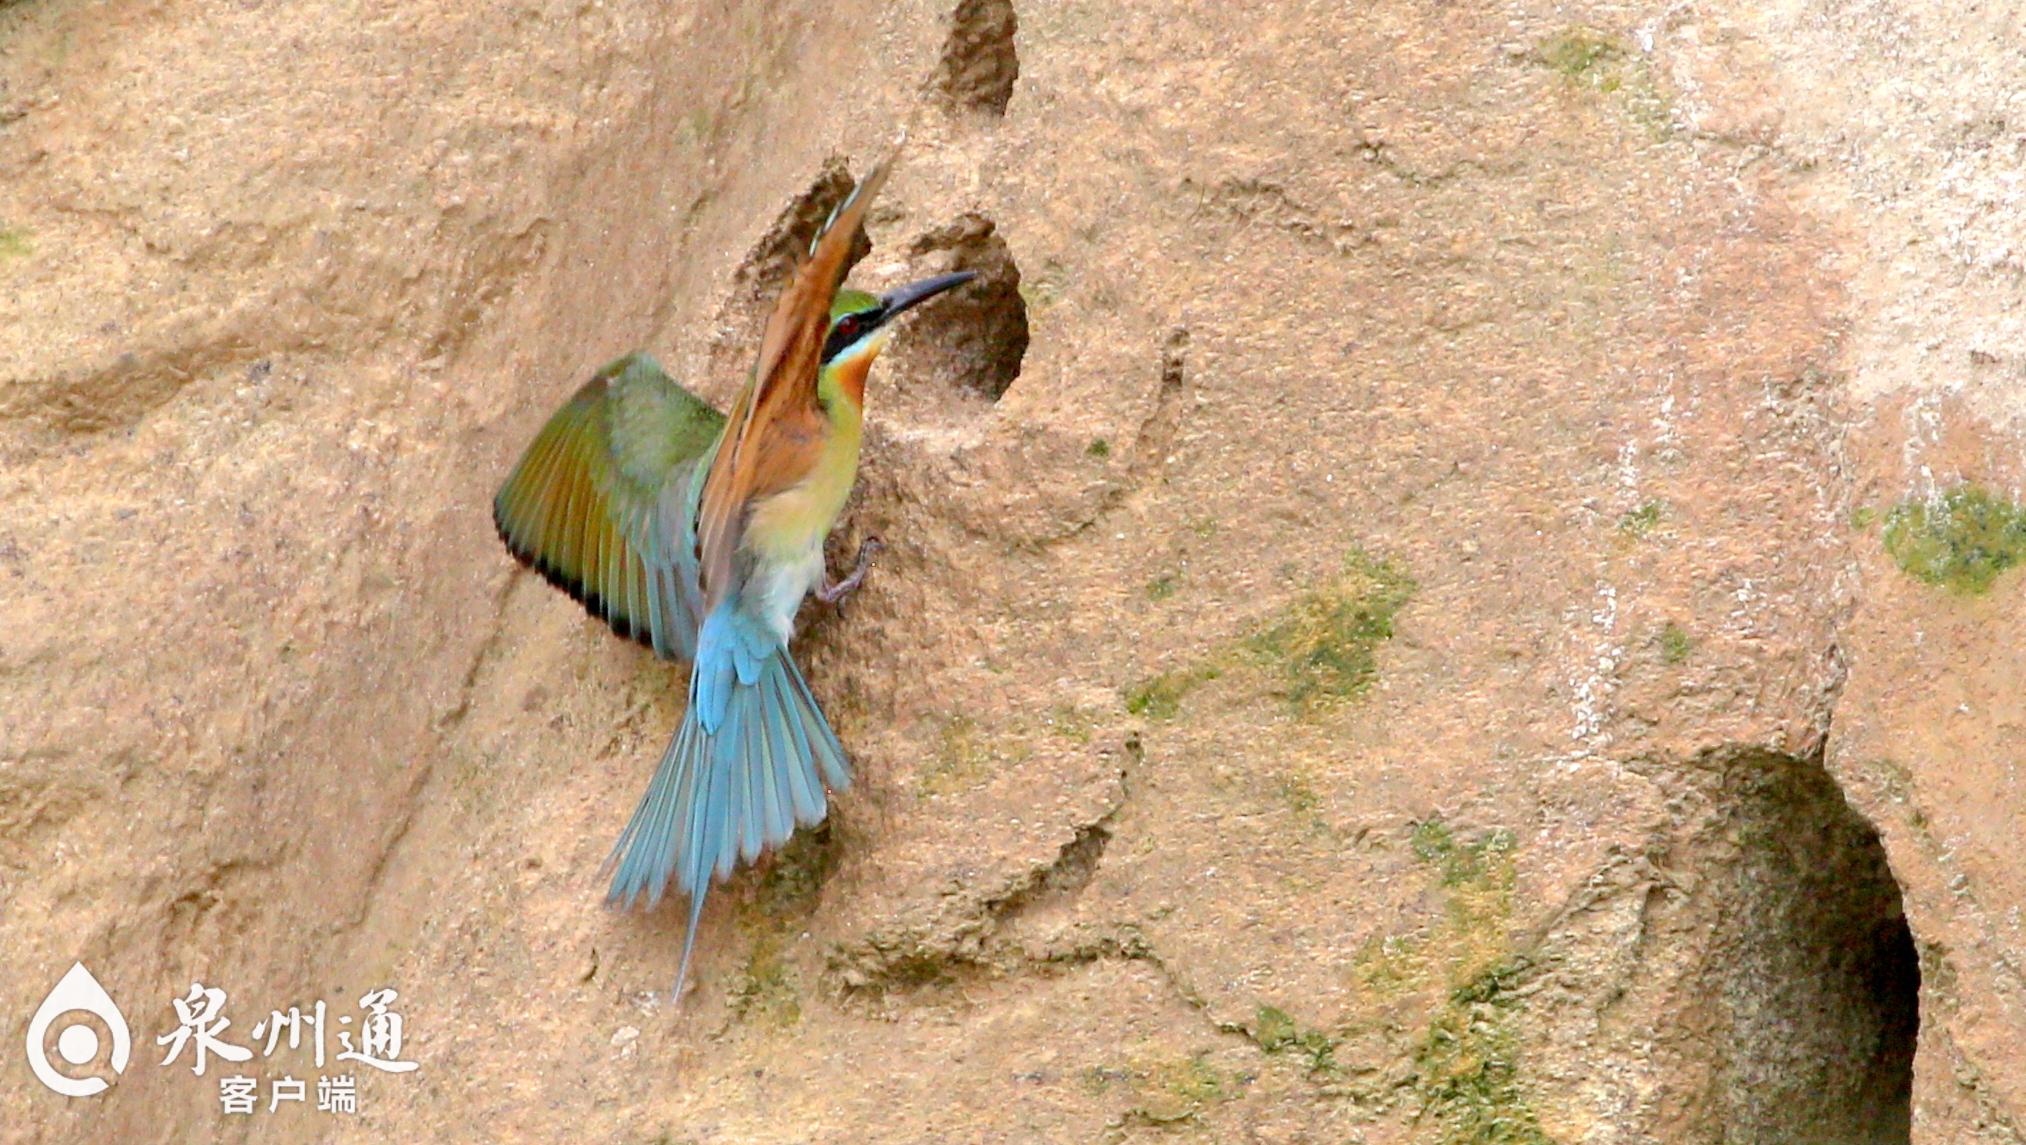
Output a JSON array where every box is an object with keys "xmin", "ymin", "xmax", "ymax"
[{"xmin": 877, "ymin": 271, "xmax": 977, "ymax": 324}]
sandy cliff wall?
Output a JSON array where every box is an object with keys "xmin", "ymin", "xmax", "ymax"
[{"xmin": 2, "ymin": 0, "xmax": 2022, "ymax": 1141}]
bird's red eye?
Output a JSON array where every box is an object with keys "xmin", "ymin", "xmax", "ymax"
[{"xmin": 823, "ymin": 309, "xmax": 880, "ymax": 363}]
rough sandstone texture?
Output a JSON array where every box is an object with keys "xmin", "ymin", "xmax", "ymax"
[{"xmin": 1, "ymin": 0, "xmax": 2020, "ymax": 1141}]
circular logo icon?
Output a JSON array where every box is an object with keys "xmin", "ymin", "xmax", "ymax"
[{"xmin": 26, "ymin": 963, "xmax": 130, "ymax": 1097}]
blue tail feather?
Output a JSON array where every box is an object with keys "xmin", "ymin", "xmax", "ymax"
[
  {"xmin": 751, "ymin": 702, "xmax": 785, "ymax": 853},
  {"xmin": 603, "ymin": 641, "xmax": 852, "ymax": 1001},
  {"xmin": 788, "ymin": 661, "xmax": 850, "ymax": 789},
  {"xmin": 737, "ymin": 702, "xmax": 764, "ymax": 862},
  {"xmin": 770, "ymin": 688, "xmax": 822, "ymax": 826}
]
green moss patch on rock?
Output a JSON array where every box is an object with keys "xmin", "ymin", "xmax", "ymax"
[
  {"xmin": 1244, "ymin": 550, "xmax": 1415, "ymax": 711},
  {"xmin": 1089, "ymin": 1051, "xmax": 1241, "ymax": 1127},
  {"xmin": 1342, "ymin": 818, "xmax": 1554, "ymax": 1142},
  {"xmin": 728, "ymin": 932, "xmax": 803, "ymax": 1028},
  {"xmin": 1413, "ymin": 957, "xmax": 1555, "ymax": 1145},
  {"xmin": 1253, "ymin": 1005, "xmax": 1339, "ymax": 1074},
  {"xmin": 1124, "ymin": 661, "xmax": 1223, "ymax": 720},
  {"xmin": 750, "ymin": 823, "xmax": 839, "ymax": 919},
  {"xmin": 1616, "ymin": 499, "xmax": 1663, "ymax": 539},
  {"xmin": 1532, "ymin": 27, "xmax": 1671, "ymax": 135},
  {"xmin": 916, "ymin": 713, "xmax": 1036, "ymax": 796},
  {"xmin": 1881, "ymin": 483, "xmax": 2026, "ymax": 595},
  {"xmin": 1138, "ymin": 1052, "xmax": 1237, "ymax": 1121},
  {"xmin": 1124, "ymin": 548, "xmax": 1412, "ymax": 721},
  {"xmin": 1658, "ymin": 621, "xmax": 1693, "ymax": 665},
  {"xmin": 1536, "ymin": 27, "xmax": 1618, "ymax": 79},
  {"xmin": 725, "ymin": 825, "xmax": 838, "ymax": 1026}
]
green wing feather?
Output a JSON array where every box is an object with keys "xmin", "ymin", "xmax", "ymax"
[{"xmin": 494, "ymin": 353, "xmax": 726, "ymax": 662}]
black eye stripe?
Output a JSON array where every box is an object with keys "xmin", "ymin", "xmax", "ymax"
[{"xmin": 821, "ymin": 308, "xmax": 884, "ymax": 364}]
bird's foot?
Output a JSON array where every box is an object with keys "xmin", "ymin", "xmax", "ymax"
[{"xmin": 817, "ymin": 536, "xmax": 884, "ymax": 607}]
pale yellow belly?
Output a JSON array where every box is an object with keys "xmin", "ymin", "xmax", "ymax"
[
  {"xmin": 744, "ymin": 434, "xmax": 860, "ymax": 562},
  {"xmin": 739, "ymin": 429, "xmax": 861, "ymax": 639}
]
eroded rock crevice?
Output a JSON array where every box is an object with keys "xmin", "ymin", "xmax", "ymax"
[
  {"xmin": 1679, "ymin": 750, "xmax": 1918, "ymax": 1144},
  {"xmin": 937, "ymin": 0, "xmax": 1018, "ymax": 116},
  {"xmin": 1132, "ymin": 325, "xmax": 1188, "ymax": 480},
  {"xmin": 708, "ymin": 158, "xmax": 875, "ymax": 377},
  {"xmin": 827, "ymin": 767, "xmax": 1125, "ymax": 999},
  {"xmin": 897, "ymin": 213, "xmax": 1028, "ymax": 403}
]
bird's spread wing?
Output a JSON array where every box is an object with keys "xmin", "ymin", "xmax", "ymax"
[
  {"xmin": 695, "ymin": 151, "xmax": 894, "ymax": 605},
  {"xmin": 494, "ymin": 353, "xmax": 725, "ymax": 661}
]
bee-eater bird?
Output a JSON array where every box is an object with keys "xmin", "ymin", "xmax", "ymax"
[{"xmin": 492, "ymin": 154, "xmax": 974, "ymax": 998}]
